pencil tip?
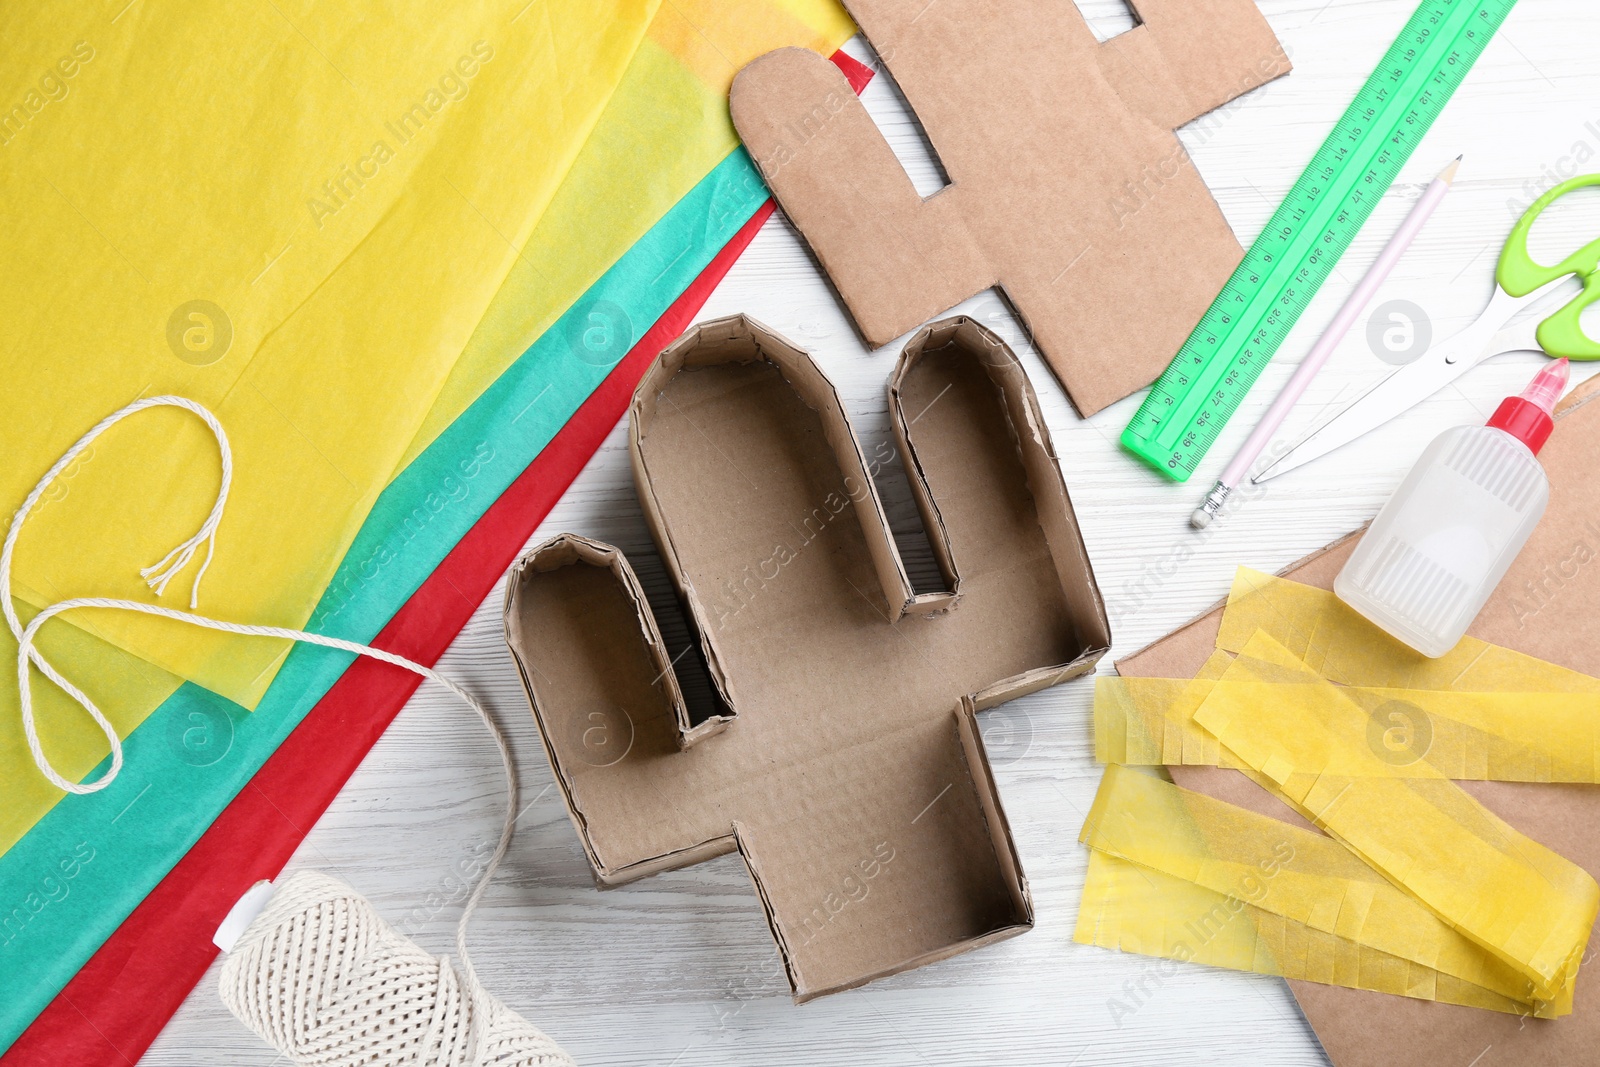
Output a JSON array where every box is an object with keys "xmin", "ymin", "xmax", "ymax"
[{"xmin": 1439, "ymin": 156, "xmax": 1463, "ymax": 183}]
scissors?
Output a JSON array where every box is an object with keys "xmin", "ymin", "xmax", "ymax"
[{"xmin": 1258, "ymin": 173, "xmax": 1600, "ymax": 483}]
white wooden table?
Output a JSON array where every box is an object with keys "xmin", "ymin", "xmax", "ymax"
[{"xmin": 147, "ymin": 3, "xmax": 1600, "ymax": 1063}]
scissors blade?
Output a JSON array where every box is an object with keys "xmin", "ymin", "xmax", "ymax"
[
  {"xmin": 1488, "ymin": 317, "xmax": 1544, "ymax": 357},
  {"xmin": 1255, "ymin": 325, "xmax": 1497, "ymax": 483},
  {"xmin": 1255, "ymin": 276, "xmax": 1578, "ymax": 483}
]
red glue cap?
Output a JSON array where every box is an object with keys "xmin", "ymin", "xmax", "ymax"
[{"xmin": 1488, "ymin": 358, "xmax": 1569, "ymax": 455}]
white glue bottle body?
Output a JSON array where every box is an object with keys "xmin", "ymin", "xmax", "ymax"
[{"xmin": 1335, "ymin": 359, "xmax": 1569, "ymax": 658}]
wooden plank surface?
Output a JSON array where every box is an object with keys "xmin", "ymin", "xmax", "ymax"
[{"xmin": 145, "ymin": 3, "xmax": 1600, "ymax": 1063}]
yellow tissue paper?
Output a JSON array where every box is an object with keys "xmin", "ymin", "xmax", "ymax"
[
  {"xmin": 1192, "ymin": 632, "xmax": 1599, "ymax": 1001},
  {"xmin": 396, "ymin": 0, "xmax": 857, "ymax": 470},
  {"xmin": 1076, "ymin": 850, "xmax": 1541, "ymax": 1017},
  {"xmin": 1081, "ymin": 569, "xmax": 1600, "ymax": 1014},
  {"xmin": 1219, "ymin": 569, "xmax": 1600, "ymax": 694},
  {"xmin": 0, "ymin": 609, "xmax": 181, "ymax": 853},
  {"xmin": 0, "ymin": 0, "xmax": 858, "ymax": 842},
  {"xmin": 1098, "ymin": 671, "xmax": 1600, "ymax": 783},
  {"xmin": 2, "ymin": 1, "xmax": 658, "ymax": 708},
  {"xmin": 1079, "ymin": 765, "xmax": 1557, "ymax": 1014},
  {"xmin": 1094, "ymin": 650, "xmax": 1237, "ymax": 769}
]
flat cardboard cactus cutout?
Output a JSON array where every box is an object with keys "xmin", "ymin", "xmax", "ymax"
[
  {"xmin": 728, "ymin": 0, "xmax": 1290, "ymax": 416},
  {"xmin": 505, "ymin": 315, "xmax": 1110, "ymax": 999}
]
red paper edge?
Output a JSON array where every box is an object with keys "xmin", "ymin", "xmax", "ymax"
[{"xmin": 4, "ymin": 49, "xmax": 870, "ymax": 1067}]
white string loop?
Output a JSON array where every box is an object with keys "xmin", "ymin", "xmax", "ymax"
[{"xmin": 1, "ymin": 395, "xmax": 230, "ymax": 795}]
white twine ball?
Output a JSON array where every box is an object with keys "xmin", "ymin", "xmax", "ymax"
[{"xmin": 220, "ymin": 871, "xmax": 576, "ymax": 1067}]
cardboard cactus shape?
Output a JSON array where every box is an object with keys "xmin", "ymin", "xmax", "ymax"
[
  {"xmin": 505, "ymin": 315, "xmax": 1110, "ymax": 998},
  {"xmin": 729, "ymin": 0, "xmax": 1290, "ymax": 416}
]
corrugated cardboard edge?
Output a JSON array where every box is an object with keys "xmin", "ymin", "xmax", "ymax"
[{"xmin": 890, "ymin": 318, "xmax": 976, "ymax": 610}]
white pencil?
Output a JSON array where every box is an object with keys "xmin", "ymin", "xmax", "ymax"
[{"xmin": 1191, "ymin": 156, "xmax": 1462, "ymax": 529}]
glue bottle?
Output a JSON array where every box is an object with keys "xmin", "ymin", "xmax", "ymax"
[{"xmin": 1334, "ymin": 359, "xmax": 1569, "ymax": 657}]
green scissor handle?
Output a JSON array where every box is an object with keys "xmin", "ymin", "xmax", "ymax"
[{"xmin": 1498, "ymin": 173, "xmax": 1600, "ymax": 361}]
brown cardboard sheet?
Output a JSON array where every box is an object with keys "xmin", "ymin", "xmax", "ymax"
[
  {"xmin": 505, "ymin": 314, "xmax": 1110, "ymax": 999},
  {"xmin": 728, "ymin": 0, "xmax": 1290, "ymax": 417},
  {"xmin": 1118, "ymin": 374, "xmax": 1600, "ymax": 1066}
]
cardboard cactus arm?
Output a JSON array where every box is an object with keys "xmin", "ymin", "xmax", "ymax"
[
  {"xmin": 730, "ymin": 48, "xmax": 994, "ymax": 347},
  {"xmin": 1108, "ymin": 0, "xmax": 1291, "ymax": 128},
  {"xmin": 889, "ymin": 317, "xmax": 1109, "ymax": 646},
  {"xmin": 503, "ymin": 534, "xmax": 730, "ymax": 882}
]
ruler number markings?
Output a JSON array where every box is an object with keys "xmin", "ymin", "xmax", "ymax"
[{"xmin": 1123, "ymin": 0, "xmax": 1515, "ymax": 480}]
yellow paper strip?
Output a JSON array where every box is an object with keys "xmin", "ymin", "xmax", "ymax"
[
  {"xmin": 1097, "ymin": 673, "xmax": 1600, "ymax": 782},
  {"xmin": 1192, "ymin": 632, "xmax": 1599, "ymax": 1000},
  {"xmin": 1219, "ymin": 569, "xmax": 1600, "ymax": 694},
  {"xmin": 1094, "ymin": 650, "xmax": 1237, "ymax": 770},
  {"xmin": 1075, "ymin": 850, "xmax": 1540, "ymax": 1017},
  {"xmin": 1080, "ymin": 765, "xmax": 1555, "ymax": 1012}
]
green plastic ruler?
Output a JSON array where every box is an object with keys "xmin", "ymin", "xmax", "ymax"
[{"xmin": 1122, "ymin": 0, "xmax": 1518, "ymax": 481}]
